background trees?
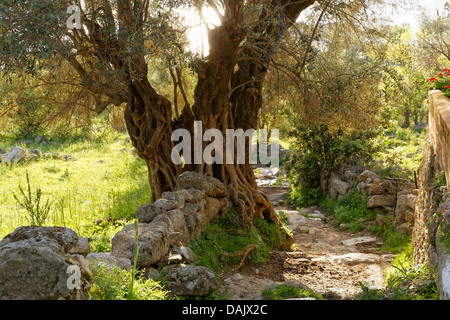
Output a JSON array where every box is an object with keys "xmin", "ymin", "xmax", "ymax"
[{"xmin": 0, "ymin": 0, "xmax": 443, "ymax": 233}]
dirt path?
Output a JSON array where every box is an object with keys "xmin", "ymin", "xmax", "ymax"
[{"xmin": 218, "ymin": 167, "xmax": 396, "ymax": 300}]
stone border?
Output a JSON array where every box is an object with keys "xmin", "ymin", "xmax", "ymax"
[{"xmin": 428, "ymin": 90, "xmax": 450, "ymax": 191}]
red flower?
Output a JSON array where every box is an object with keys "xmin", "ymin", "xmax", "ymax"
[
  {"xmin": 439, "ymin": 73, "xmax": 444, "ymax": 77},
  {"xmin": 446, "ymin": 85, "xmax": 450, "ymax": 89},
  {"xmin": 444, "ymin": 69, "xmax": 449, "ymax": 72},
  {"xmin": 430, "ymin": 77, "xmax": 438, "ymax": 82},
  {"xmin": 447, "ymin": 73, "xmax": 450, "ymax": 76}
]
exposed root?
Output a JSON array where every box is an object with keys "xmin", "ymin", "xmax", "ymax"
[{"xmin": 223, "ymin": 243, "xmax": 261, "ymax": 270}]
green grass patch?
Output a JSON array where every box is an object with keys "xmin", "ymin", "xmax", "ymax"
[
  {"xmin": 0, "ymin": 129, "xmax": 150, "ymax": 252},
  {"xmin": 261, "ymin": 283, "xmax": 323, "ymax": 300},
  {"xmin": 188, "ymin": 209, "xmax": 286, "ymax": 272},
  {"xmin": 321, "ymin": 192, "xmax": 376, "ymax": 231},
  {"xmin": 90, "ymin": 261, "xmax": 169, "ymax": 300}
]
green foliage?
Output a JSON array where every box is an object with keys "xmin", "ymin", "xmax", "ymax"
[
  {"xmin": 369, "ymin": 214, "xmax": 410, "ymax": 254},
  {"xmin": 285, "ymin": 124, "xmax": 378, "ymax": 208},
  {"xmin": 13, "ymin": 172, "xmax": 51, "ymax": 226},
  {"xmin": 90, "ymin": 262, "xmax": 169, "ymax": 300},
  {"xmin": 383, "ymin": 245, "xmax": 438, "ymax": 300},
  {"xmin": 355, "ymin": 282, "xmax": 384, "ymax": 300},
  {"xmin": 188, "ymin": 210, "xmax": 285, "ymax": 272},
  {"xmin": 261, "ymin": 284, "xmax": 323, "ymax": 300},
  {"xmin": 356, "ymin": 244, "xmax": 438, "ymax": 300},
  {"xmin": 321, "ymin": 192, "xmax": 375, "ymax": 231},
  {"xmin": 432, "ymin": 171, "xmax": 447, "ymax": 188}
]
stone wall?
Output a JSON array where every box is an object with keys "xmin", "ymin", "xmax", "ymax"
[
  {"xmin": 412, "ymin": 90, "xmax": 450, "ymax": 299},
  {"xmin": 428, "ymin": 90, "xmax": 450, "ymax": 191}
]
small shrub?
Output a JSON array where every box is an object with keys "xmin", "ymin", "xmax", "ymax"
[{"xmin": 13, "ymin": 172, "xmax": 51, "ymax": 226}]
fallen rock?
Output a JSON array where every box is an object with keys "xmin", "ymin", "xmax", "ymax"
[
  {"xmin": 4, "ymin": 146, "xmax": 26, "ymax": 164},
  {"xmin": 161, "ymin": 264, "xmax": 218, "ymax": 296}
]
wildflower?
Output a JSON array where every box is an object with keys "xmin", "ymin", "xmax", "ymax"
[
  {"xmin": 438, "ymin": 73, "xmax": 444, "ymax": 77},
  {"xmin": 430, "ymin": 77, "xmax": 437, "ymax": 82},
  {"xmin": 446, "ymin": 85, "xmax": 450, "ymax": 89}
]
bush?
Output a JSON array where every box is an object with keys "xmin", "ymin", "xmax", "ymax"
[
  {"xmin": 188, "ymin": 209, "xmax": 285, "ymax": 272},
  {"xmin": 285, "ymin": 124, "xmax": 378, "ymax": 208}
]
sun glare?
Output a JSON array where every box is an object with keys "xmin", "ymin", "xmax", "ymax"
[{"xmin": 184, "ymin": 7, "xmax": 222, "ymax": 56}]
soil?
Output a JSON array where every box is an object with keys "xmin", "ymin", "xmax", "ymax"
[{"xmin": 217, "ymin": 167, "xmax": 396, "ymax": 300}]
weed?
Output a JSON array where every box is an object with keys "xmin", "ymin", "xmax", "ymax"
[
  {"xmin": 90, "ymin": 262, "xmax": 169, "ymax": 300},
  {"xmin": 13, "ymin": 172, "xmax": 51, "ymax": 226}
]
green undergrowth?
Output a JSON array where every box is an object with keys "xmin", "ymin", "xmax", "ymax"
[
  {"xmin": 261, "ymin": 283, "xmax": 323, "ymax": 300},
  {"xmin": 356, "ymin": 244, "xmax": 438, "ymax": 300},
  {"xmin": 0, "ymin": 128, "xmax": 150, "ymax": 252},
  {"xmin": 188, "ymin": 209, "xmax": 287, "ymax": 273},
  {"xmin": 90, "ymin": 261, "xmax": 170, "ymax": 300},
  {"xmin": 321, "ymin": 191, "xmax": 377, "ymax": 232}
]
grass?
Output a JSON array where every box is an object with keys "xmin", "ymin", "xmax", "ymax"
[
  {"xmin": 0, "ymin": 128, "xmax": 150, "ymax": 252},
  {"xmin": 321, "ymin": 191, "xmax": 376, "ymax": 232},
  {"xmin": 188, "ymin": 209, "xmax": 286, "ymax": 273},
  {"xmin": 356, "ymin": 244, "xmax": 438, "ymax": 300},
  {"xmin": 90, "ymin": 261, "xmax": 170, "ymax": 300}
]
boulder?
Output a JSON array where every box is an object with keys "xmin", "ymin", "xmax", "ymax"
[
  {"xmin": 0, "ymin": 226, "xmax": 91, "ymax": 300},
  {"xmin": 135, "ymin": 203, "xmax": 165, "ymax": 223},
  {"xmin": 358, "ymin": 170, "xmax": 380, "ymax": 183},
  {"xmin": 329, "ymin": 173, "xmax": 350, "ymax": 196},
  {"xmin": 367, "ymin": 184, "xmax": 384, "ymax": 195},
  {"xmin": 176, "ymin": 171, "xmax": 228, "ymax": 198},
  {"xmin": 4, "ymin": 146, "xmax": 26, "ymax": 164},
  {"xmin": 161, "ymin": 264, "xmax": 218, "ymax": 296},
  {"xmin": 366, "ymin": 194, "xmax": 396, "ymax": 208},
  {"xmin": 395, "ymin": 191, "xmax": 417, "ymax": 225}
]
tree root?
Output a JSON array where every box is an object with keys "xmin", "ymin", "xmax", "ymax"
[{"xmin": 223, "ymin": 243, "xmax": 260, "ymax": 270}]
